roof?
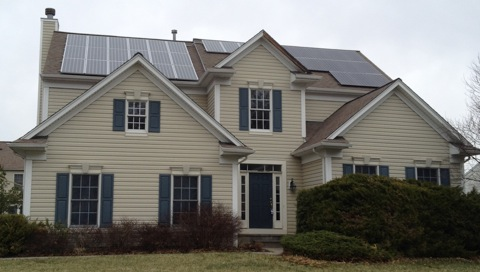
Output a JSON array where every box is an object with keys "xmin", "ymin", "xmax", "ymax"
[
  {"xmin": 0, "ymin": 142, "xmax": 24, "ymax": 171},
  {"xmin": 43, "ymin": 30, "xmax": 390, "ymax": 88}
]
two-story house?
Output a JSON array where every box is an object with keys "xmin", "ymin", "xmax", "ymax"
[{"xmin": 10, "ymin": 8, "xmax": 478, "ymax": 241}]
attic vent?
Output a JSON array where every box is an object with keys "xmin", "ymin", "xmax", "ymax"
[{"xmin": 45, "ymin": 8, "xmax": 55, "ymax": 19}]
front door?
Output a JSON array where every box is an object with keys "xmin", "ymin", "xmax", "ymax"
[{"xmin": 249, "ymin": 173, "xmax": 273, "ymax": 228}]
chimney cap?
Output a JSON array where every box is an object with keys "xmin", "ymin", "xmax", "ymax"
[{"xmin": 45, "ymin": 8, "xmax": 56, "ymax": 19}]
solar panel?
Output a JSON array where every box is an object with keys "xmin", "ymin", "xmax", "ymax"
[
  {"xmin": 202, "ymin": 39, "xmax": 243, "ymax": 53},
  {"xmin": 283, "ymin": 45, "xmax": 389, "ymax": 87},
  {"xmin": 61, "ymin": 34, "xmax": 198, "ymax": 80}
]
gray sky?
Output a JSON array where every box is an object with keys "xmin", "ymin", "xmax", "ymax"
[{"xmin": 1, "ymin": 0, "xmax": 479, "ymax": 141}]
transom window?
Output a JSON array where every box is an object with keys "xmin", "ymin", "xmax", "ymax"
[
  {"xmin": 127, "ymin": 101, "xmax": 147, "ymax": 130},
  {"xmin": 355, "ymin": 165, "xmax": 377, "ymax": 175},
  {"xmin": 240, "ymin": 164, "xmax": 281, "ymax": 172},
  {"xmin": 71, "ymin": 174, "xmax": 99, "ymax": 226},
  {"xmin": 417, "ymin": 168, "xmax": 438, "ymax": 183},
  {"xmin": 172, "ymin": 176, "xmax": 198, "ymax": 224},
  {"xmin": 250, "ymin": 89, "xmax": 271, "ymax": 130}
]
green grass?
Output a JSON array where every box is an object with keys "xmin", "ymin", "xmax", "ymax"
[{"xmin": 1, "ymin": 253, "xmax": 480, "ymax": 272}]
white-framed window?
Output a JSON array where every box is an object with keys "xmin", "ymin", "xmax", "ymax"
[
  {"xmin": 250, "ymin": 89, "xmax": 271, "ymax": 131},
  {"xmin": 172, "ymin": 175, "xmax": 199, "ymax": 224},
  {"xmin": 70, "ymin": 174, "xmax": 100, "ymax": 226},
  {"xmin": 405, "ymin": 167, "xmax": 450, "ymax": 186},
  {"xmin": 343, "ymin": 164, "xmax": 389, "ymax": 177},
  {"xmin": 417, "ymin": 167, "xmax": 438, "ymax": 183},
  {"xmin": 127, "ymin": 101, "xmax": 148, "ymax": 131},
  {"xmin": 354, "ymin": 165, "xmax": 377, "ymax": 175}
]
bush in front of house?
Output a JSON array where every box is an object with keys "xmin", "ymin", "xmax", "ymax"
[
  {"xmin": 0, "ymin": 214, "xmax": 37, "ymax": 257},
  {"xmin": 1, "ymin": 203, "xmax": 241, "ymax": 257},
  {"xmin": 296, "ymin": 174, "xmax": 480, "ymax": 258},
  {"xmin": 281, "ymin": 230, "xmax": 392, "ymax": 262}
]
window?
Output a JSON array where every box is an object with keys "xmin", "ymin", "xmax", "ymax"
[
  {"xmin": 405, "ymin": 167, "xmax": 450, "ymax": 186},
  {"xmin": 355, "ymin": 165, "xmax": 377, "ymax": 175},
  {"xmin": 14, "ymin": 174, "xmax": 23, "ymax": 188},
  {"xmin": 127, "ymin": 101, "xmax": 147, "ymax": 130},
  {"xmin": 172, "ymin": 176, "xmax": 198, "ymax": 224},
  {"xmin": 250, "ymin": 89, "xmax": 271, "ymax": 130},
  {"xmin": 55, "ymin": 173, "xmax": 113, "ymax": 227},
  {"xmin": 343, "ymin": 164, "xmax": 389, "ymax": 177},
  {"xmin": 71, "ymin": 174, "xmax": 99, "ymax": 226},
  {"xmin": 239, "ymin": 88, "xmax": 282, "ymax": 132}
]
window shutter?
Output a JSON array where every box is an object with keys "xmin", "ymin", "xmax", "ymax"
[
  {"xmin": 100, "ymin": 174, "xmax": 114, "ymax": 227},
  {"xmin": 159, "ymin": 174, "xmax": 171, "ymax": 224},
  {"xmin": 239, "ymin": 88, "xmax": 249, "ymax": 131},
  {"xmin": 200, "ymin": 175, "xmax": 212, "ymax": 209},
  {"xmin": 55, "ymin": 173, "xmax": 69, "ymax": 226},
  {"xmin": 113, "ymin": 99, "xmax": 125, "ymax": 131},
  {"xmin": 379, "ymin": 165, "xmax": 389, "ymax": 177},
  {"xmin": 273, "ymin": 90, "xmax": 282, "ymax": 132},
  {"xmin": 343, "ymin": 164, "xmax": 353, "ymax": 175},
  {"xmin": 149, "ymin": 101, "xmax": 161, "ymax": 133},
  {"xmin": 440, "ymin": 168, "xmax": 450, "ymax": 187},
  {"xmin": 405, "ymin": 167, "xmax": 416, "ymax": 179}
]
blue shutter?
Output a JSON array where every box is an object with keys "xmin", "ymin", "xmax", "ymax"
[
  {"xmin": 343, "ymin": 164, "xmax": 353, "ymax": 175},
  {"xmin": 200, "ymin": 175, "xmax": 212, "ymax": 209},
  {"xmin": 405, "ymin": 167, "xmax": 416, "ymax": 179},
  {"xmin": 272, "ymin": 90, "xmax": 282, "ymax": 132},
  {"xmin": 440, "ymin": 168, "xmax": 450, "ymax": 186},
  {"xmin": 149, "ymin": 101, "xmax": 161, "ymax": 133},
  {"xmin": 159, "ymin": 174, "xmax": 171, "ymax": 224},
  {"xmin": 379, "ymin": 165, "xmax": 389, "ymax": 177},
  {"xmin": 239, "ymin": 88, "xmax": 249, "ymax": 131},
  {"xmin": 113, "ymin": 99, "xmax": 125, "ymax": 131},
  {"xmin": 100, "ymin": 174, "xmax": 114, "ymax": 227},
  {"xmin": 55, "ymin": 173, "xmax": 69, "ymax": 226}
]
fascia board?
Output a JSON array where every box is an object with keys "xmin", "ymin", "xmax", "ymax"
[
  {"xmin": 215, "ymin": 31, "xmax": 265, "ymax": 68},
  {"xmin": 328, "ymin": 82, "xmax": 399, "ymax": 139}
]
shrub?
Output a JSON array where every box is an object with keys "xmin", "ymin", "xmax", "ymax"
[
  {"xmin": 0, "ymin": 214, "xmax": 36, "ymax": 257},
  {"xmin": 24, "ymin": 220, "xmax": 73, "ymax": 256},
  {"xmin": 296, "ymin": 174, "xmax": 480, "ymax": 258},
  {"xmin": 281, "ymin": 230, "xmax": 391, "ymax": 262}
]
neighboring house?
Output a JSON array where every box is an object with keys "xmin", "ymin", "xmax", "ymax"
[
  {"xmin": 463, "ymin": 163, "xmax": 480, "ymax": 193},
  {"xmin": 9, "ymin": 9, "xmax": 479, "ymax": 239},
  {"xmin": 0, "ymin": 141, "xmax": 24, "ymax": 213}
]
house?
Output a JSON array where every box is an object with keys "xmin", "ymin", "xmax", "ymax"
[
  {"xmin": 462, "ymin": 163, "xmax": 480, "ymax": 193},
  {"xmin": 9, "ymin": 8, "xmax": 479, "ymax": 240},
  {"xmin": 0, "ymin": 141, "xmax": 24, "ymax": 213}
]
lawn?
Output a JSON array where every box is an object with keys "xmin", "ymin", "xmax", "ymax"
[{"xmin": 1, "ymin": 252, "xmax": 480, "ymax": 272}]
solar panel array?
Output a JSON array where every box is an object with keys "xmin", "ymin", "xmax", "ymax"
[
  {"xmin": 61, "ymin": 34, "xmax": 198, "ymax": 80},
  {"xmin": 202, "ymin": 39, "xmax": 389, "ymax": 87},
  {"xmin": 202, "ymin": 39, "xmax": 243, "ymax": 53},
  {"xmin": 283, "ymin": 46, "xmax": 389, "ymax": 87}
]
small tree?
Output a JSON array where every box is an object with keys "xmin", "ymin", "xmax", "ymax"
[{"xmin": 0, "ymin": 167, "xmax": 23, "ymax": 214}]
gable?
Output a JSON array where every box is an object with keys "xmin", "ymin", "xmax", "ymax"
[
  {"xmin": 344, "ymin": 93, "xmax": 449, "ymax": 156},
  {"xmin": 233, "ymin": 45, "xmax": 291, "ymax": 79}
]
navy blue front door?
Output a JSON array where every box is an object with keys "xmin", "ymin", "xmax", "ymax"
[{"xmin": 249, "ymin": 173, "xmax": 273, "ymax": 228}]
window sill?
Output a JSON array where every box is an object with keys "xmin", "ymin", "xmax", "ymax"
[
  {"xmin": 249, "ymin": 130, "xmax": 273, "ymax": 136},
  {"xmin": 125, "ymin": 131, "xmax": 148, "ymax": 137}
]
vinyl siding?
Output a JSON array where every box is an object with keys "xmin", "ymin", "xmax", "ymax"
[
  {"xmin": 187, "ymin": 93, "xmax": 208, "ymax": 112},
  {"xmin": 302, "ymin": 159, "xmax": 323, "ymax": 189},
  {"xmin": 220, "ymin": 45, "xmax": 304, "ymax": 234},
  {"xmin": 331, "ymin": 93, "xmax": 461, "ymax": 184},
  {"xmin": 30, "ymin": 70, "xmax": 232, "ymax": 223},
  {"xmin": 207, "ymin": 89, "xmax": 215, "ymax": 118},
  {"xmin": 48, "ymin": 88, "xmax": 87, "ymax": 117},
  {"xmin": 306, "ymin": 99, "xmax": 344, "ymax": 121}
]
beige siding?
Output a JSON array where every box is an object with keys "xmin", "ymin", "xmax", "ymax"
[
  {"xmin": 207, "ymin": 90, "xmax": 215, "ymax": 118},
  {"xmin": 302, "ymin": 159, "xmax": 323, "ymax": 189},
  {"xmin": 48, "ymin": 88, "xmax": 87, "ymax": 117},
  {"xmin": 306, "ymin": 99, "xmax": 344, "ymax": 121},
  {"xmin": 30, "ymin": 70, "xmax": 232, "ymax": 222},
  {"xmin": 220, "ymin": 45, "xmax": 304, "ymax": 234},
  {"xmin": 187, "ymin": 93, "xmax": 208, "ymax": 112},
  {"xmin": 331, "ymin": 93, "xmax": 460, "ymax": 184}
]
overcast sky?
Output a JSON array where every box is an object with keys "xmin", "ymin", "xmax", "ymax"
[{"xmin": 0, "ymin": 0, "xmax": 479, "ymax": 141}]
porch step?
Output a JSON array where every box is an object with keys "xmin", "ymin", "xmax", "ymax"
[{"xmin": 238, "ymin": 234, "xmax": 283, "ymax": 248}]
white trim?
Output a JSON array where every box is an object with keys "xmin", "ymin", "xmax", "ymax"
[
  {"xmin": 41, "ymin": 87, "xmax": 49, "ymax": 122},
  {"xmin": 301, "ymin": 89, "xmax": 306, "ymax": 139},
  {"xmin": 22, "ymin": 159, "xmax": 32, "ymax": 216},
  {"xmin": 67, "ymin": 173, "xmax": 102, "ymax": 227},
  {"xmin": 214, "ymin": 84, "xmax": 221, "ymax": 121},
  {"xmin": 232, "ymin": 162, "xmax": 239, "ymax": 216},
  {"xmin": 323, "ymin": 156, "xmax": 332, "ymax": 182}
]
